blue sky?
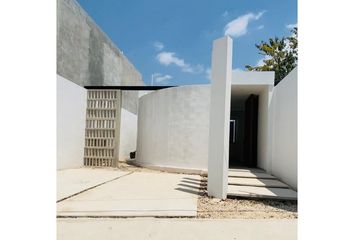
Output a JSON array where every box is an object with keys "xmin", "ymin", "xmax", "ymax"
[{"xmin": 77, "ymin": 0, "xmax": 297, "ymax": 86}]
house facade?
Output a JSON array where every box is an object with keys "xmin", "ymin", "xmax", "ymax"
[{"xmin": 57, "ymin": 0, "xmax": 297, "ymax": 200}]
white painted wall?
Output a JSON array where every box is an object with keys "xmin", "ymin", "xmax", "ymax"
[
  {"xmin": 136, "ymin": 85, "xmax": 210, "ymax": 171},
  {"xmin": 119, "ymin": 108, "xmax": 137, "ymax": 160},
  {"xmin": 232, "ymin": 70, "xmax": 274, "ymax": 85},
  {"xmin": 57, "ymin": 75, "xmax": 87, "ymax": 169},
  {"xmin": 257, "ymin": 87, "xmax": 270, "ymax": 171},
  {"xmin": 271, "ymin": 68, "xmax": 298, "ymax": 189}
]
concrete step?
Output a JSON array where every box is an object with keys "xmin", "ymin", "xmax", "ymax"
[
  {"xmin": 229, "ymin": 168, "xmax": 265, "ymax": 173},
  {"xmin": 228, "ymin": 177, "xmax": 289, "ymax": 188},
  {"xmin": 228, "ymin": 171, "xmax": 277, "ymax": 179},
  {"xmin": 228, "ymin": 185, "xmax": 297, "ymax": 200}
]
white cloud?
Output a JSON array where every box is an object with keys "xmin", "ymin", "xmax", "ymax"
[
  {"xmin": 286, "ymin": 23, "xmax": 297, "ymax": 29},
  {"xmin": 156, "ymin": 51, "xmax": 204, "ymax": 74},
  {"xmin": 284, "ymin": 38, "xmax": 292, "ymax": 52},
  {"xmin": 256, "ymin": 55, "xmax": 272, "ymax": 67},
  {"xmin": 152, "ymin": 73, "xmax": 172, "ymax": 83},
  {"xmin": 233, "ymin": 68, "xmax": 244, "ymax": 73},
  {"xmin": 153, "ymin": 41, "xmax": 164, "ymax": 51},
  {"xmin": 224, "ymin": 11, "xmax": 265, "ymax": 38},
  {"xmin": 257, "ymin": 25, "xmax": 264, "ymax": 30}
]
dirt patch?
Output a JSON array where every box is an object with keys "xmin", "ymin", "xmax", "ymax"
[
  {"xmin": 197, "ymin": 176, "xmax": 298, "ymax": 219},
  {"xmin": 117, "ymin": 161, "xmax": 164, "ymax": 173}
]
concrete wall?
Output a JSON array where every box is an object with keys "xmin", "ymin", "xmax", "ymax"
[
  {"xmin": 57, "ymin": 75, "xmax": 87, "ymax": 169},
  {"xmin": 57, "ymin": 0, "xmax": 143, "ymax": 88},
  {"xmin": 57, "ymin": 0, "xmax": 143, "ymax": 161},
  {"xmin": 119, "ymin": 108, "xmax": 138, "ymax": 161},
  {"xmin": 136, "ymin": 85, "xmax": 211, "ymax": 172},
  {"xmin": 271, "ymin": 68, "xmax": 298, "ymax": 189}
]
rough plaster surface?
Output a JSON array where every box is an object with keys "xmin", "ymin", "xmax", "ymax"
[
  {"xmin": 57, "ymin": 218, "xmax": 297, "ymax": 240},
  {"xmin": 136, "ymin": 85, "xmax": 210, "ymax": 171},
  {"xmin": 57, "ymin": 0, "xmax": 143, "ymax": 88},
  {"xmin": 57, "ymin": 75, "xmax": 86, "ymax": 170}
]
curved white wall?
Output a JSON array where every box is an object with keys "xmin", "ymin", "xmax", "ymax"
[{"xmin": 136, "ymin": 85, "xmax": 210, "ymax": 171}]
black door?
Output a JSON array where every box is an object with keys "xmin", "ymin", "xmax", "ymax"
[
  {"xmin": 243, "ymin": 94, "xmax": 259, "ymax": 168},
  {"xmin": 229, "ymin": 111, "xmax": 244, "ymax": 167}
]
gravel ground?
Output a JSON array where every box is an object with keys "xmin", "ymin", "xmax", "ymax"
[
  {"xmin": 119, "ymin": 162, "xmax": 297, "ymax": 219},
  {"xmin": 197, "ymin": 176, "xmax": 298, "ymax": 219}
]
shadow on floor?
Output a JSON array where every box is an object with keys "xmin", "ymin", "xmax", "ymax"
[{"xmin": 174, "ymin": 177, "xmax": 206, "ymax": 196}]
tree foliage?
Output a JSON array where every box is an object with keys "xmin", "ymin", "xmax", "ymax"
[{"xmin": 245, "ymin": 27, "xmax": 297, "ymax": 85}]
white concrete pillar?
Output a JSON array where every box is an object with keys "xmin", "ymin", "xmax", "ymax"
[{"xmin": 207, "ymin": 36, "xmax": 233, "ymax": 199}]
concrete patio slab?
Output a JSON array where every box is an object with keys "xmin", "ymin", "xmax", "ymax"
[
  {"xmin": 228, "ymin": 177, "xmax": 289, "ymax": 188},
  {"xmin": 57, "ymin": 172, "xmax": 200, "ymax": 217},
  {"xmin": 229, "ymin": 171, "xmax": 277, "ymax": 179},
  {"xmin": 57, "ymin": 218, "xmax": 297, "ymax": 240},
  {"xmin": 228, "ymin": 185, "xmax": 297, "ymax": 200},
  {"xmin": 57, "ymin": 168, "xmax": 131, "ymax": 201}
]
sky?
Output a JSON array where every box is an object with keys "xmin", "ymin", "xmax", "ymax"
[{"xmin": 77, "ymin": 0, "xmax": 297, "ymax": 86}]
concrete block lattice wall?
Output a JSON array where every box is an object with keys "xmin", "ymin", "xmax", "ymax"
[{"xmin": 84, "ymin": 90, "xmax": 121, "ymax": 167}]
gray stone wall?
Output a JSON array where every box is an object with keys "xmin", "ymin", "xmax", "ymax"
[{"xmin": 57, "ymin": 0, "xmax": 143, "ymax": 88}]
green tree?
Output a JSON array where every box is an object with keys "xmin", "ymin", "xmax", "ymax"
[{"xmin": 245, "ymin": 27, "xmax": 297, "ymax": 85}]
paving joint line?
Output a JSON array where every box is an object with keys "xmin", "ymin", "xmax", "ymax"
[
  {"xmin": 57, "ymin": 171, "xmax": 134, "ymax": 203},
  {"xmin": 57, "ymin": 215, "xmax": 195, "ymax": 219}
]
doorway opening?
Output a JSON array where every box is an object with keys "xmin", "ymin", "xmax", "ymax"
[{"xmin": 229, "ymin": 93, "xmax": 259, "ymax": 168}]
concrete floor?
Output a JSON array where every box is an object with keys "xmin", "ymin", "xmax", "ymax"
[
  {"xmin": 57, "ymin": 218, "xmax": 297, "ymax": 240},
  {"xmin": 57, "ymin": 170, "xmax": 200, "ymax": 217},
  {"xmin": 228, "ymin": 168, "xmax": 297, "ymax": 200},
  {"xmin": 57, "ymin": 168, "xmax": 130, "ymax": 201}
]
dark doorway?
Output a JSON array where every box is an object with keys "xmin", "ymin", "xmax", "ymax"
[
  {"xmin": 243, "ymin": 94, "xmax": 259, "ymax": 168},
  {"xmin": 229, "ymin": 94, "xmax": 259, "ymax": 168}
]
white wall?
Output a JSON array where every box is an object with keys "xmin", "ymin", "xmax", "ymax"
[
  {"xmin": 271, "ymin": 68, "xmax": 298, "ymax": 189},
  {"xmin": 57, "ymin": 75, "xmax": 87, "ymax": 169},
  {"xmin": 232, "ymin": 70, "xmax": 274, "ymax": 85},
  {"xmin": 136, "ymin": 85, "xmax": 210, "ymax": 171},
  {"xmin": 257, "ymin": 87, "xmax": 270, "ymax": 171},
  {"xmin": 119, "ymin": 108, "xmax": 137, "ymax": 160}
]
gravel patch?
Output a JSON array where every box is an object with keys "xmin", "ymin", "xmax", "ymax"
[{"xmin": 197, "ymin": 176, "xmax": 297, "ymax": 219}]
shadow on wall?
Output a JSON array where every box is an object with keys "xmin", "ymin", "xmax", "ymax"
[{"xmin": 174, "ymin": 177, "xmax": 206, "ymax": 196}]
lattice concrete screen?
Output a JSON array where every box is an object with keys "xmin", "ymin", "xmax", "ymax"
[{"xmin": 84, "ymin": 90, "xmax": 121, "ymax": 167}]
